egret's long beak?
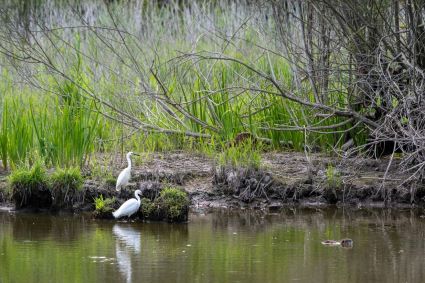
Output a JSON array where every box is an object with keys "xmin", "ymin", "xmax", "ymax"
[{"xmin": 133, "ymin": 153, "xmax": 140, "ymax": 156}]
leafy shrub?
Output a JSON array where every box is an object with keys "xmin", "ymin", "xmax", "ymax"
[
  {"xmin": 140, "ymin": 197, "xmax": 155, "ymax": 218},
  {"xmin": 155, "ymin": 187, "xmax": 189, "ymax": 222},
  {"xmin": 94, "ymin": 195, "xmax": 115, "ymax": 213}
]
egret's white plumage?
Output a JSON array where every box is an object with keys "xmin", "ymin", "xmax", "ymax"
[
  {"xmin": 116, "ymin": 151, "xmax": 138, "ymax": 191},
  {"xmin": 112, "ymin": 189, "xmax": 143, "ymax": 219}
]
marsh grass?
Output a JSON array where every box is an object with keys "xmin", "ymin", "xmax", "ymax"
[
  {"xmin": 0, "ymin": 0, "xmax": 359, "ymax": 169},
  {"xmin": 325, "ymin": 164, "xmax": 342, "ymax": 189},
  {"xmin": 217, "ymin": 140, "xmax": 262, "ymax": 169},
  {"xmin": 8, "ymin": 163, "xmax": 51, "ymax": 209},
  {"xmin": 50, "ymin": 166, "xmax": 84, "ymax": 208}
]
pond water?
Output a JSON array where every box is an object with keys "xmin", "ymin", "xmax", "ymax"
[{"xmin": 0, "ymin": 208, "xmax": 424, "ymax": 283}]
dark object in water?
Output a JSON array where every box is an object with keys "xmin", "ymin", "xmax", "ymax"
[
  {"xmin": 340, "ymin": 238, "xmax": 354, "ymax": 248},
  {"xmin": 321, "ymin": 238, "xmax": 353, "ymax": 248}
]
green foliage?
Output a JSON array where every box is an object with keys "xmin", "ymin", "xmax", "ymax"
[
  {"xmin": 217, "ymin": 140, "xmax": 262, "ymax": 169},
  {"xmin": 94, "ymin": 195, "xmax": 115, "ymax": 213},
  {"xmin": 8, "ymin": 163, "xmax": 48, "ymax": 191},
  {"xmin": 8, "ymin": 163, "xmax": 50, "ymax": 208},
  {"xmin": 140, "ymin": 197, "xmax": 155, "ymax": 217},
  {"xmin": 326, "ymin": 164, "xmax": 342, "ymax": 189},
  {"xmin": 50, "ymin": 167, "xmax": 83, "ymax": 191},
  {"xmin": 0, "ymin": 96, "xmax": 35, "ymax": 169},
  {"xmin": 0, "ymin": 0, "xmax": 367, "ymax": 170},
  {"xmin": 156, "ymin": 187, "xmax": 189, "ymax": 221},
  {"xmin": 30, "ymin": 79, "xmax": 100, "ymax": 167},
  {"xmin": 50, "ymin": 166, "xmax": 84, "ymax": 208}
]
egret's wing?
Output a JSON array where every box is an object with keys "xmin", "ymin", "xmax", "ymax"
[
  {"xmin": 116, "ymin": 168, "xmax": 130, "ymax": 190},
  {"xmin": 113, "ymin": 199, "xmax": 139, "ymax": 218}
]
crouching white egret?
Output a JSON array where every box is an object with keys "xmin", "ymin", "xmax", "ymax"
[
  {"xmin": 112, "ymin": 189, "xmax": 143, "ymax": 219},
  {"xmin": 116, "ymin": 151, "xmax": 139, "ymax": 192}
]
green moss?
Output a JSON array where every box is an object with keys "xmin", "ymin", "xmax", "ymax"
[
  {"xmin": 140, "ymin": 197, "xmax": 155, "ymax": 217},
  {"xmin": 8, "ymin": 163, "xmax": 51, "ymax": 208},
  {"xmin": 156, "ymin": 187, "xmax": 189, "ymax": 222}
]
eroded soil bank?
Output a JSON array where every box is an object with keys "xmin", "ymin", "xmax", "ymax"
[
  {"xmin": 78, "ymin": 152, "xmax": 425, "ymax": 210},
  {"xmin": 0, "ymin": 152, "xmax": 423, "ymax": 212}
]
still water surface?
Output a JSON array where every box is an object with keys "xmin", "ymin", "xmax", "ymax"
[{"xmin": 0, "ymin": 208, "xmax": 424, "ymax": 283}]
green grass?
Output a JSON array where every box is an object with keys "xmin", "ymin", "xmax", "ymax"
[
  {"xmin": 0, "ymin": 0, "xmax": 364, "ymax": 170},
  {"xmin": 8, "ymin": 163, "xmax": 48, "ymax": 191},
  {"xmin": 325, "ymin": 164, "xmax": 342, "ymax": 189},
  {"xmin": 217, "ymin": 140, "xmax": 262, "ymax": 169},
  {"xmin": 8, "ymin": 163, "xmax": 85, "ymax": 208},
  {"xmin": 50, "ymin": 167, "xmax": 84, "ymax": 191},
  {"xmin": 8, "ymin": 163, "xmax": 50, "ymax": 208},
  {"xmin": 50, "ymin": 166, "xmax": 84, "ymax": 208}
]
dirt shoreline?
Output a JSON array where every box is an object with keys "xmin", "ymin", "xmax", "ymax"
[
  {"xmin": 1, "ymin": 151, "xmax": 424, "ymax": 211},
  {"xmin": 79, "ymin": 151, "xmax": 425, "ymax": 210}
]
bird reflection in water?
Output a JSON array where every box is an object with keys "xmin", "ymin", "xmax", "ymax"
[{"xmin": 113, "ymin": 224, "xmax": 142, "ymax": 283}]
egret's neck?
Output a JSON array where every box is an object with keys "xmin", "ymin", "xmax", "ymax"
[
  {"xmin": 135, "ymin": 192, "xmax": 141, "ymax": 202},
  {"xmin": 126, "ymin": 154, "xmax": 132, "ymax": 169}
]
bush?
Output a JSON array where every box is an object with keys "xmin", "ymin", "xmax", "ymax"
[
  {"xmin": 9, "ymin": 163, "xmax": 51, "ymax": 209},
  {"xmin": 50, "ymin": 167, "xmax": 84, "ymax": 208},
  {"xmin": 140, "ymin": 197, "xmax": 155, "ymax": 218},
  {"xmin": 155, "ymin": 187, "xmax": 189, "ymax": 222},
  {"xmin": 138, "ymin": 187, "xmax": 189, "ymax": 222},
  {"xmin": 93, "ymin": 195, "xmax": 116, "ymax": 219}
]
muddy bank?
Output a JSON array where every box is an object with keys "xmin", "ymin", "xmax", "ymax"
[
  {"xmin": 84, "ymin": 152, "xmax": 425, "ymax": 210},
  {"xmin": 1, "ymin": 152, "xmax": 424, "ymax": 213}
]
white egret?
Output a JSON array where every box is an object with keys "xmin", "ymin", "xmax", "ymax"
[
  {"xmin": 112, "ymin": 189, "xmax": 143, "ymax": 219},
  {"xmin": 116, "ymin": 151, "xmax": 139, "ymax": 192}
]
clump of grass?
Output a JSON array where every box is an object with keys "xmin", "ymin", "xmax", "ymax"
[
  {"xmin": 50, "ymin": 167, "xmax": 84, "ymax": 208},
  {"xmin": 217, "ymin": 140, "xmax": 262, "ymax": 169},
  {"xmin": 326, "ymin": 164, "xmax": 342, "ymax": 189},
  {"xmin": 51, "ymin": 167, "xmax": 83, "ymax": 190},
  {"xmin": 8, "ymin": 163, "xmax": 51, "ymax": 209},
  {"xmin": 155, "ymin": 187, "xmax": 189, "ymax": 222}
]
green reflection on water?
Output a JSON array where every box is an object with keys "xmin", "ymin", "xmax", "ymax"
[{"xmin": 0, "ymin": 209, "xmax": 425, "ymax": 283}]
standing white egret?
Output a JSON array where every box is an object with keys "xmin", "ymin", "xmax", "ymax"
[
  {"xmin": 116, "ymin": 151, "xmax": 139, "ymax": 192},
  {"xmin": 112, "ymin": 189, "xmax": 143, "ymax": 219}
]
